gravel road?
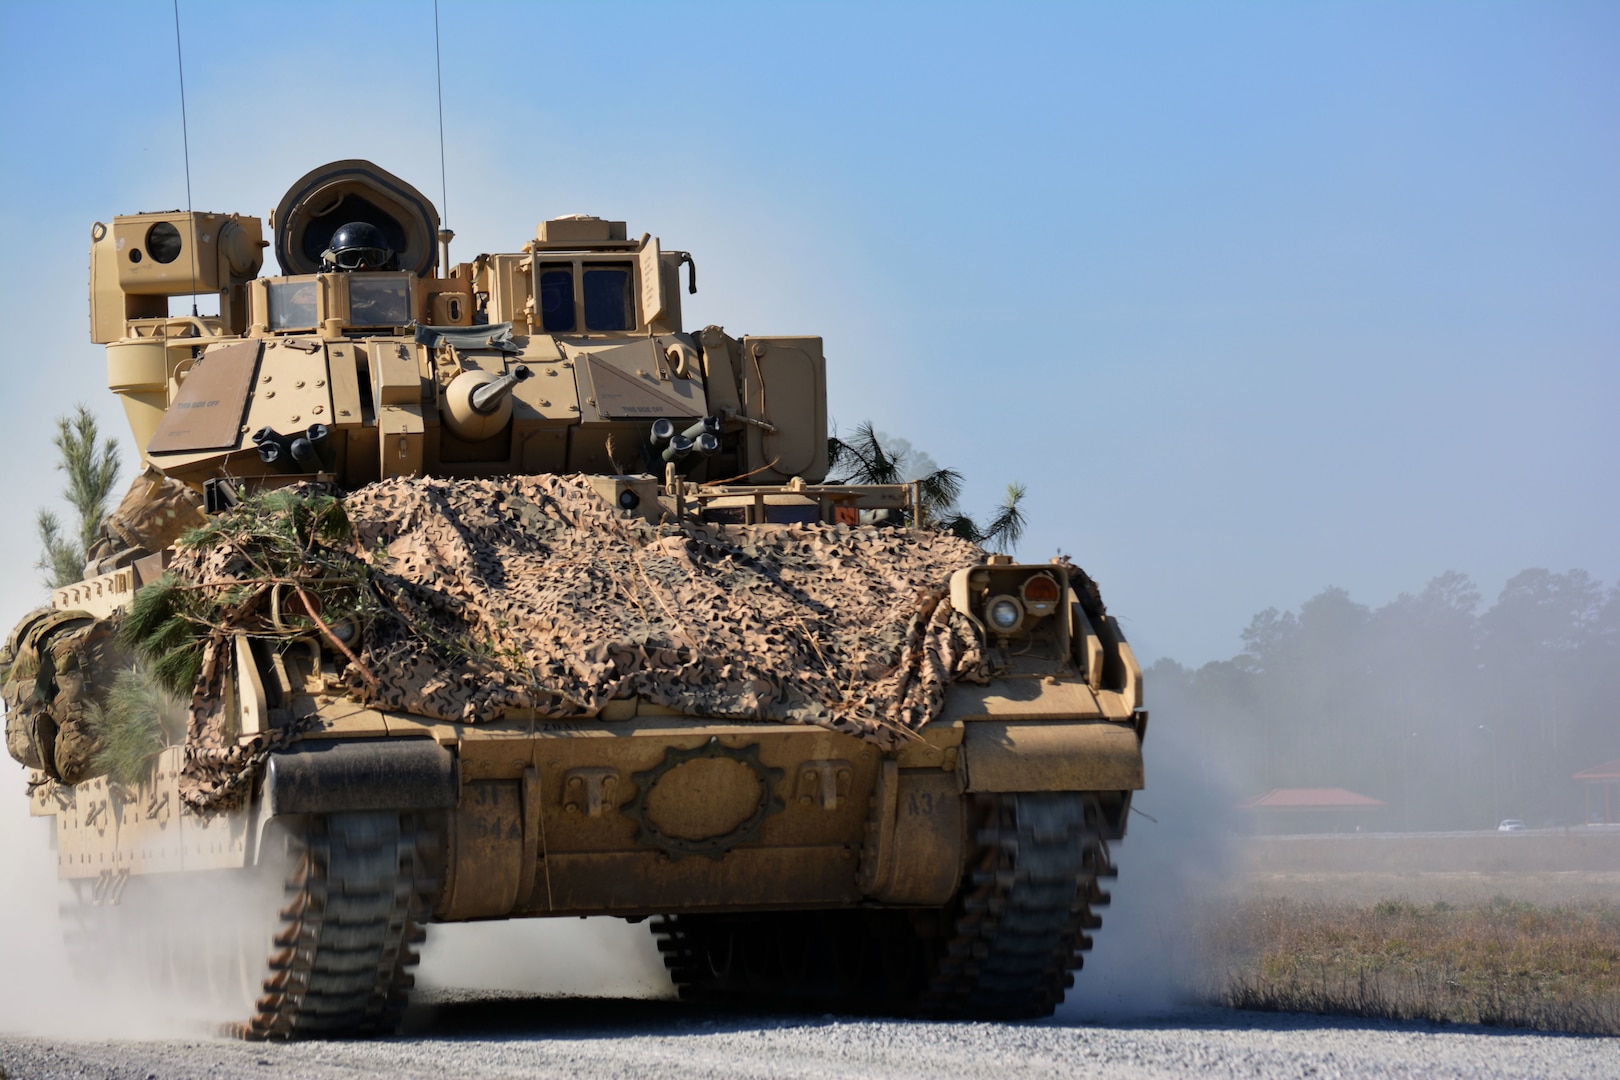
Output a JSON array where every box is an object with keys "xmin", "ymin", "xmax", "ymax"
[{"xmin": 3, "ymin": 995, "xmax": 1616, "ymax": 1080}]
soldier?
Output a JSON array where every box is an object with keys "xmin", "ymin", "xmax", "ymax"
[{"xmin": 319, "ymin": 221, "xmax": 398, "ymax": 272}]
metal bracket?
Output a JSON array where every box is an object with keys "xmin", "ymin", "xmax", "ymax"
[
  {"xmin": 857, "ymin": 760, "xmax": 899, "ymax": 896},
  {"xmin": 91, "ymin": 868, "xmax": 129, "ymax": 907},
  {"xmin": 563, "ymin": 767, "xmax": 620, "ymax": 818},
  {"xmin": 520, "ymin": 766, "xmax": 544, "ymax": 910},
  {"xmin": 795, "ymin": 759, "xmax": 852, "ymax": 810}
]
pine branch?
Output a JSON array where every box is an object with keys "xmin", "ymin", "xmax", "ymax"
[
  {"xmin": 915, "ymin": 467, "xmax": 965, "ymax": 524},
  {"xmin": 36, "ymin": 509, "xmax": 83, "ymax": 589},
  {"xmin": 39, "ymin": 405, "xmax": 122, "ymax": 587},
  {"xmin": 981, "ymin": 482, "xmax": 1027, "ymax": 554}
]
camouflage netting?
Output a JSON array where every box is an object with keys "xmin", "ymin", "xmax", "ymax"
[{"xmin": 160, "ymin": 474, "xmax": 992, "ymax": 809}]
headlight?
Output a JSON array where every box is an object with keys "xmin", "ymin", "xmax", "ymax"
[{"xmin": 987, "ymin": 595, "xmax": 1024, "ymax": 632}]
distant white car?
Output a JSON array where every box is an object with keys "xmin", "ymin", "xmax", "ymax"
[{"xmin": 1497, "ymin": 819, "xmax": 1527, "ymax": 831}]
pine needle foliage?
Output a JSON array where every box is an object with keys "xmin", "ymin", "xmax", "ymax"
[
  {"xmin": 120, "ymin": 574, "xmax": 206, "ymax": 697},
  {"xmin": 37, "ymin": 511, "xmax": 83, "ymax": 591},
  {"xmin": 118, "ymin": 487, "xmax": 372, "ymax": 698},
  {"xmin": 36, "ymin": 405, "xmax": 122, "ymax": 588},
  {"xmin": 828, "ymin": 422, "xmax": 1026, "ymax": 552},
  {"xmin": 87, "ymin": 667, "xmax": 188, "ymax": 786},
  {"xmin": 979, "ymin": 482, "xmax": 1028, "ymax": 554},
  {"xmin": 940, "ymin": 484, "xmax": 1026, "ymax": 553},
  {"xmin": 827, "ymin": 421, "xmax": 966, "ymax": 523},
  {"xmin": 189, "ymin": 486, "xmax": 354, "ymax": 553}
]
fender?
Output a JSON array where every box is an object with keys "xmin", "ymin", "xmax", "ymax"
[
  {"xmin": 265, "ymin": 738, "xmax": 457, "ymax": 816},
  {"xmin": 963, "ymin": 720, "xmax": 1144, "ymax": 793}
]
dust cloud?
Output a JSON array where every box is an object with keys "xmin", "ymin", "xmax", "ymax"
[
  {"xmin": 0, "ymin": 773, "xmax": 80, "ymax": 1035},
  {"xmin": 1061, "ymin": 707, "xmax": 1243, "ymax": 1022},
  {"xmin": 0, "ymin": 768, "xmax": 312, "ymax": 1038},
  {"xmin": 0, "ymin": 770, "xmax": 198, "ymax": 1038},
  {"xmin": 0, "ymin": 762, "xmax": 672, "ymax": 1040},
  {"xmin": 417, "ymin": 920, "xmax": 672, "ymax": 999}
]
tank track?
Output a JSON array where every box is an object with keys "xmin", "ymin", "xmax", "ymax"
[
  {"xmin": 234, "ymin": 811, "xmax": 439, "ymax": 1040},
  {"xmin": 651, "ymin": 791, "xmax": 1117, "ymax": 1019},
  {"xmin": 925, "ymin": 791, "xmax": 1115, "ymax": 1018}
]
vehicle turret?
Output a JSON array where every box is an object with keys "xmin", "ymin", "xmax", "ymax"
[{"xmin": 91, "ymin": 159, "xmax": 827, "ymax": 496}]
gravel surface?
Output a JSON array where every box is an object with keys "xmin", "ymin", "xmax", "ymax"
[{"xmin": 2, "ymin": 995, "xmax": 1616, "ymax": 1080}]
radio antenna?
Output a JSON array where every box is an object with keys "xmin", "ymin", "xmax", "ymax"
[
  {"xmin": 172, "ymin": 0, "xmax": 199, "ymax": 316},
  {"xmin": 433, "ymin": 0, "xmax": 453, "ymax": 274}
]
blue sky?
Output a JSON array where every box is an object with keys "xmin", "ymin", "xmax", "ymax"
[{"xmin": 0, "ymin": 0, "xmax": 1614, "ymax": 667}]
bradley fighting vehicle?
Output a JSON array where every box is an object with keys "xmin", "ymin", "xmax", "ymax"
[{"xmin": 4, "ymin": 160, "xmax": 1146, "ymax": 1038}]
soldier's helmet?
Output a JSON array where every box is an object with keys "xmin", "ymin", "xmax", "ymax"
[{"xmin": 321, "ymin": 221, "xmax": 396, "ymax": 272}]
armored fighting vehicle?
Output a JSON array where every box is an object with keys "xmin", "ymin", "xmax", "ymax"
[{"xmin": 3, "ymin": 160, "xmax": 1146, "ymax": 1038}]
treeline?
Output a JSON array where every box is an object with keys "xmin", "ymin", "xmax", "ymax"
[{"xmin": 1149, "ymin": 569, "xmax": 1619, "ymax": 831}]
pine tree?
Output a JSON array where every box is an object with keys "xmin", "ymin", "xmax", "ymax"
[{"xmin": 36, "ymin": 405, "xmax": 122, "ymax": 589}]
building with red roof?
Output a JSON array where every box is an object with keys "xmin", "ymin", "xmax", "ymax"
[
  {"xmin": 1236, "ymin": 787, "xmax": 1387, "ymax": 834},
  {"xmin": 1574, "ymin": 758, "xmax": 1620, "ymax": 825}
]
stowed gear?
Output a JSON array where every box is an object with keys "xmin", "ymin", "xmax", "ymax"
[{"xmin": 2, "ymin": 608, "xmax": 131, "ymax": 784}]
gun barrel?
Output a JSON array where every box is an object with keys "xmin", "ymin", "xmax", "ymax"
[{"xmin": 470, "ymin": 365, "xmax": 532, "ymax": 413}]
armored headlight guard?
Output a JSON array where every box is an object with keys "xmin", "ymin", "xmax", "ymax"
[{"xmin": 949, "ymin": 560, "xmax": 1073, "ymax": 647}]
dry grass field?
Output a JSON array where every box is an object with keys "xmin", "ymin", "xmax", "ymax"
[
  {"xmin": 1206, "ymin": 896, "xmax": 1620, "ymax": 1035},
  {"xmin": 1202, "ymin": 839, "xmax": 1620, "ymax": 1035}
]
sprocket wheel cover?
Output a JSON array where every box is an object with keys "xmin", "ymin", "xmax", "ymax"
[{"xmin": 623, "ymin": 736, "xmax": 784, "ymax": 860}]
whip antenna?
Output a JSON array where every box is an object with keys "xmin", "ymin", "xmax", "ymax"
[
  {"xmin": 172, "ymin": 0, "xmax": 199, "ymax": 316},
  {"xmin": 433, "ymin": 0, "xmax": 453, "ymax": 274}
]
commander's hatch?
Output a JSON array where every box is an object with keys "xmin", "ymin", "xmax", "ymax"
[{"xmin": 272, "ymin": 160, "xmax": 440, "ymax": 278}]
